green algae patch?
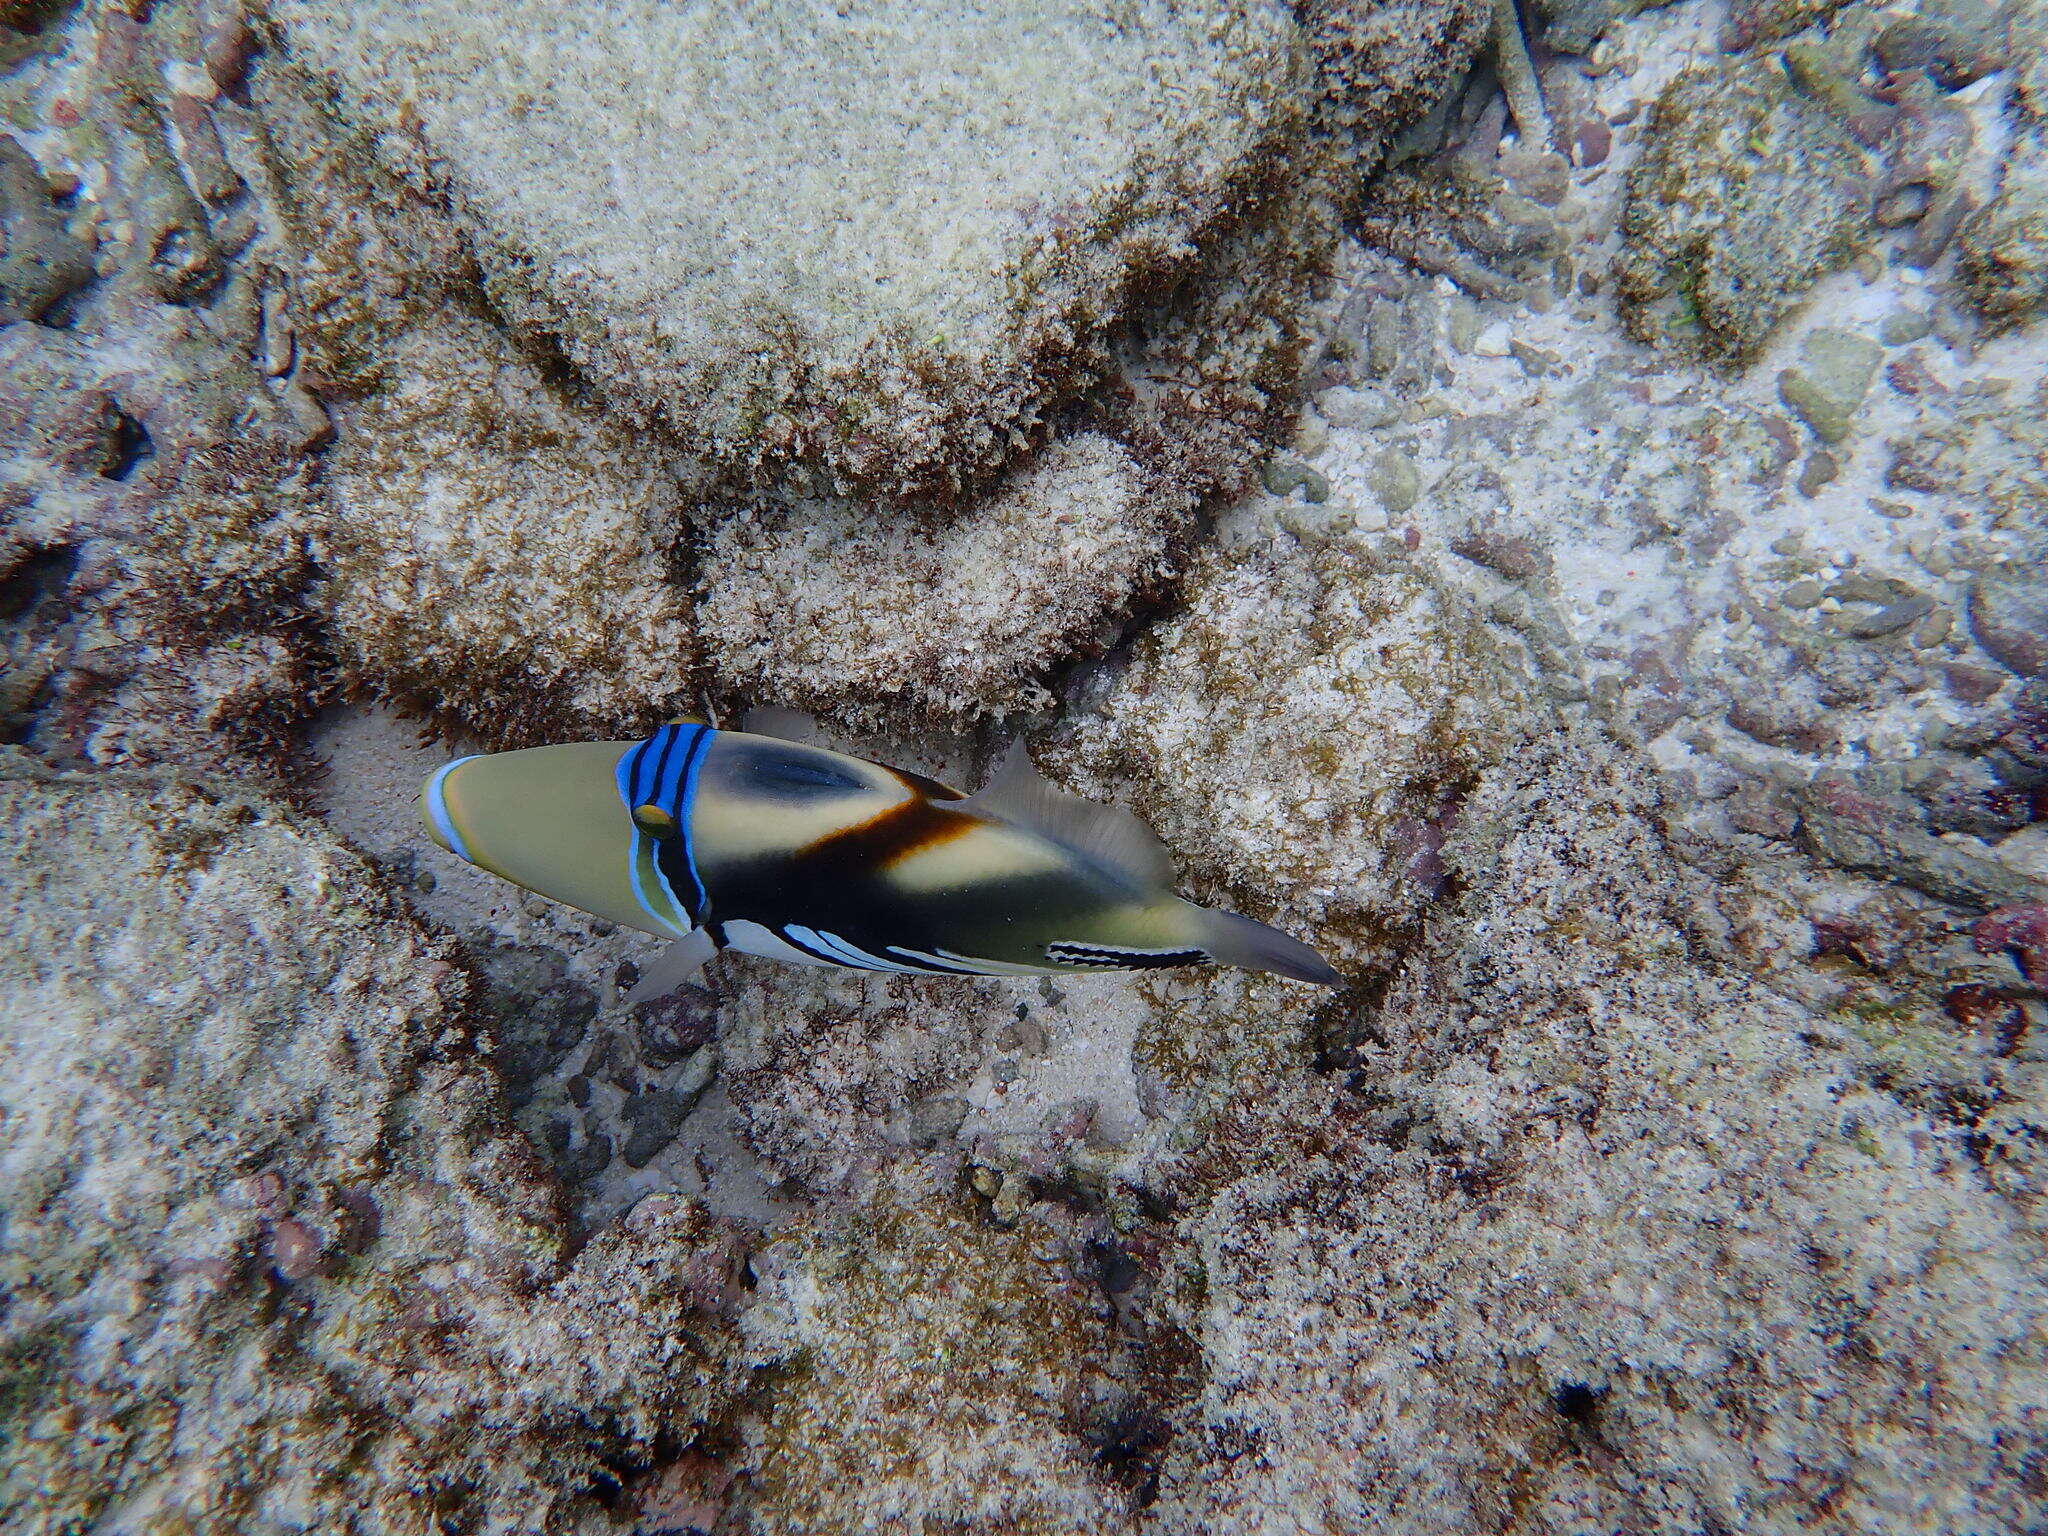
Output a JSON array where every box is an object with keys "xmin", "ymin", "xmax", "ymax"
[{"xmin": 1617, "ymin": 60, "xmax": 1875, "ymax": 363}]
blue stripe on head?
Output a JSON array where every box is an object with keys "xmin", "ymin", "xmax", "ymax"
[
  {"xmin": 616, "ymin": 724, "xmax": 715, "ymax": 931},
  {"xmin": 674, "ymin": 727, "xmax": 713, "ymax": 908}
]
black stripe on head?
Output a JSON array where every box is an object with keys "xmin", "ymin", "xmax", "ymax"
[
  {"xmin": 650, "ymin": 726, "xmax": 715, "ymax": 924},
  {"xmin": 639, "ymin": 726, "xmax": 682, "ymax": 806}
]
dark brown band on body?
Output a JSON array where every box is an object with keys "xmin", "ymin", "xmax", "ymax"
[{"xmin": 792, "ymin": 789, "xmax": 980, "ymax": 879}]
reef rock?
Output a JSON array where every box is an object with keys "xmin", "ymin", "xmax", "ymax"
[
  {"xmin": 1139, "ymin": 735, "xmax": 2048, "ymax": 1534},
  {"xmin": 314, "ymin": 311, "xmax": 697, "ymax": 743},
  {"xmin": 263, "ymin": 0, "xmax": 1316, "ymax": 507},
  {"xmin": 0, "ymin": 758, "xmax": 743, "ymax": 1534},
  {"xmin": 1047, "ymin": 535, "xmax": 1551, "ymax": 969},
  {"xmin": 1618, "ymin": 60, "xmax": 1875, "ymax": 362},
  {"xmin": 739, "ymin": 1161, "xmax": 1128, "ymax": 1534},
  {"xmin": 700, "ymin": 435, "xmax": 1178, "ymax": 727},
  {"xmin": 1960, "ymin": 123, "xmax": 2048, "ymax": 330},
  {"xmin": 1297, "ymin": 0, "xmax": 1492, "ymax": 150},
  {"xmin": 253, "ymin": 66, "xmax": 699, "ymax": 744},
  {"xmin": 717, "ymin": 962, "xmax": 1019, "ymax": 1191}
]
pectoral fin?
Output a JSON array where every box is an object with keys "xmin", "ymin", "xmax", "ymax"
[
  {"xmin": 625, "ymin": 928, "xmax": 720, "ymax": 1005},
  {"xmin": 957, "ymin": 742, "xmax": 1175, "ymax": 889}
]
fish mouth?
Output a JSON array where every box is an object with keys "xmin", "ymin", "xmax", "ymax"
[{"xmin": 419, "ymin": 741, "xmax": 684, "ymax": 938}]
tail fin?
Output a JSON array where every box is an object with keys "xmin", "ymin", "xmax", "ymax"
[{"xmin": 1200, "ymin": 908, "xmax": 1343, "ymax": 987}]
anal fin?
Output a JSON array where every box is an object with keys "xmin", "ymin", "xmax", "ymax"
[{"xmin": 625, "ymin": 928, "xmax": 719, "ymax": 1006}]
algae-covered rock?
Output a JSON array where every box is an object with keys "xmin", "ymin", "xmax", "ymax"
[
  {"xmin": 740, "ymin": 1162, "xmax": 1127, "ymax": 1534},
  {"xmin": 1139, "ymin": 736, "xmax": 2048, "ymax": 1534},
  {"xmin": 0, "ymin": 758, "xmax": 743, "ymax": 1535},
  {"xmin": 253, "ymin": 64, "xmax": 699, "ymax": 744},
  {"xmin": 316, "ymin": 311, "xmax": 698, "ymax": 743},
  {"xmin": 1297, "ymin": 0, "xmax": 1490, "ymax": 149},
  {"xmin": 263, "ymin": 0, "xmax": 1315, "ymax": 507},
  {"xmin": 1777, "ymin": 326, "xmax": 1884, "ymax": 443},
  {"xmin": 1618, "ymin": 60, "xmax": 1875, "ymax": 362},
  {"xmin": 698, "ymin": 157, "xmax": 1346, "ymax": 732},
  {"xmin": 1046, "ymin": 537, "xmax": 1550, "ymax": 970},
  {"xmin": 717, "ymin": 963, "xmax": 1016, "ymax": 1191},
  {"xmin": 0, "ymin": 135, "xmax": 93, "ymax": 324},
  {"xmin": 700, "ymin": 435, "xmax": 1177, "ymax": 728},
  {"xmin": 1959, "ymin": 123, "xmax": 2048, "ymax": 331}
]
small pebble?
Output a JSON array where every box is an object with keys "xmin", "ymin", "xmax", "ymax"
[
  {"xmin": 1447, "ymin": 296, "xmax": 1482, "ymax": 354},
  {"xmin": 1783, "ymin": 580, "xmax": 1823, "ymax": 609},
  {"xmin": 1778, "ymin": 329, "xmax": 1884, "ymax": 444},
  {"xmin": 1881, "ymin": 309, "xmax": 1934, "ymax": 346},
  {"xmin": 1261, "ymin": 457, "xmax": 1331, "ymax": 503},
  {"xmin": 1797, "ymin": 451, "xmax": 1839, "ymax": 496},
  {"xmin": 1769, "ymin": 532, "xmax": 1805, "ymax": 555},
  {"xmin": 1367, "ymin": 449, "xmax": 1422, "ymax": 513}
]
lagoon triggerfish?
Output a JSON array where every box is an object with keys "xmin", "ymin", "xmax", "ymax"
[{"xmin": 421, "ymin": 715, "xmax": 1339, "ymax": 1001}]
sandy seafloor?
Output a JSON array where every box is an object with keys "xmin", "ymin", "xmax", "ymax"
[{"xmin": 4, "ymin": 0, "xmax": 2048, "ymax": 1531}]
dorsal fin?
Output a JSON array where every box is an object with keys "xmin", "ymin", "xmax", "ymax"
[
  {"xmin": 741, "ymin": 705, "xmax": 823, "ymax": 743},
  {"xmin": 957, "ymin": 741, "xmax": 1176, "ymax": 889}
]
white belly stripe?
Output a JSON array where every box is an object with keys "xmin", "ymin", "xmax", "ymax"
[
  {"xmin": 722, "ymin": 919, "xmax": 841, "ymax": 968},
  {"xmin": 787, "ymin": 926, "xmax": 932, "ymax": 973}
]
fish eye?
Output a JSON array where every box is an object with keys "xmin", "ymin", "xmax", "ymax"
[{"xmin": 742, "ymin": 755, "xmax": 866, "ymax": 794}]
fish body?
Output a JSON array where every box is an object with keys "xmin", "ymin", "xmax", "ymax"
[{"xmin": 423, "ymin": 720, "xmax": 1338, "ymax": 994}]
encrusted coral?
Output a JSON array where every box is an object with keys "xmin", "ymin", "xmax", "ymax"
[
  {"xmin": 253, "ymin": 64, "xmax": 699, "ymax": 744},
  {"xmin": 739, "ymin": 1161, "xmax": 1127, "ymax": 1534},
  {"xmin": 1046, "ymin": 535, "xmax": 1551, "ymax": 969},
  {"xmin": 1617, "ymin": 60, "xmax": 1876, "ymax": 362},
  {"xmin": 716, "ymin": 962, "xmax": 1020, "ymax": 1191},
  {"xmin": 0, "ymin": 758, "xmax": 744, "ymax": 1534},
  {"xmin": 1135, "ymin": 735, "xmax": 2048, "ymax": 1533},
  {"xmin": 313, "ymin": 311, "xmax": 698, "ymax": 743},
  {"xmin": 700, "ymin": 435, "xmax": 1176, "ymax": 728},
  {"xmin": 262, "ymin": 0, "xmax": 1316, "ymax": 508}
]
